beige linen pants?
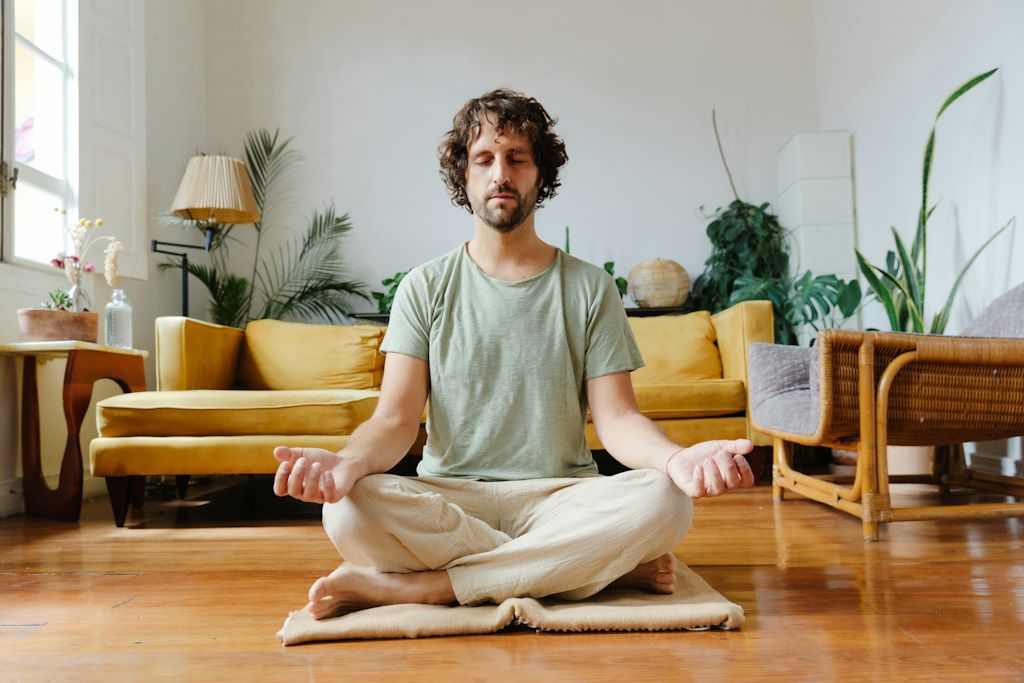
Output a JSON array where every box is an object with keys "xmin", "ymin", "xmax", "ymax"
[{"xmin": 321, "ymin": 468, "xmax": 693, "ymax": 606}]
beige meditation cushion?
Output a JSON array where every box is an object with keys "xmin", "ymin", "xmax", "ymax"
[{"xmin": 238, "ymin": 319, "xmax": 386, "ymax": 390}]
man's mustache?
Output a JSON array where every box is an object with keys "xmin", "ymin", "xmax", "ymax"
[{"xmin": 487, "ymin": 185, "xmax": 519, "ymax": 200}]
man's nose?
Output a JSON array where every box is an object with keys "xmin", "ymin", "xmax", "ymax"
[{"xmin": 491, "ymin": 158, "xmax": 511, "ymax": 185}]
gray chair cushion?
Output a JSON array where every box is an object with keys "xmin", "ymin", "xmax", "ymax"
[
  {"xmin": 748, "ymin": 343, "xmax": 819, "ymax": 436},
  {"xmin": 964, "ymin": 282, "xmax": 1024, "ymax": 338}
]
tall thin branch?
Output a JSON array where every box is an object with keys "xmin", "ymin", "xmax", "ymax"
[{"xmin": 712, "ymin": 109, "xmax": 740, "ymax": 202}]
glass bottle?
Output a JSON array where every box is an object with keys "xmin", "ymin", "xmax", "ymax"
[
  {"xmin": 104, "ymin": 288, "xmax": 133, "ymax": 349},
  {"xmin": 69, "ymin": 283, "xmax": 90, "ymax": 312}
]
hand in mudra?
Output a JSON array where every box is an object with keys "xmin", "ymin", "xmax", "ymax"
[
  {"xmin": 272, "ymin": 447, "xmax": 359, "ymax": 504},
  {"xmin": 665, "ymin": 439, "xmax": 756, "ymax": 498}
]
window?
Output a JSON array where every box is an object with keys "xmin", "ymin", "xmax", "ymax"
[
  {"xmin": 5, "ymin": 0, "xmax": 74, "ymax": 267},
  {"xmin": 1, "ymin": 0, "xmax": 146, "ymax": 282}
]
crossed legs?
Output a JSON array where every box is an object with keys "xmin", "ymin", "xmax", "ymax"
[{"xmin": 308, "ymin": 469, "xmax": 692, "ymax": 619}]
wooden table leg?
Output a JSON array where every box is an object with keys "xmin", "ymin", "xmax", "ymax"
[{"xmin": 21, "ymin": 349, "xmax": 145, "ymax": 522}]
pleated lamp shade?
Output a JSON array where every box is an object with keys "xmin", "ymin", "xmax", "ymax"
[{"xmin": 171, "ymin": 155, "xmax": 260, "ymax": 224}]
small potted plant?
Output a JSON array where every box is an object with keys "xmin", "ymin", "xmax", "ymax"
[{"xmin": 16, "ymin": 211, "xmax": 121, "ymax": 343}]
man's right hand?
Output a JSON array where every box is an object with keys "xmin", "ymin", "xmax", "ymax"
[{"xmin": 272, "ymin": 447, "xmax": 361, "ymax": 504}]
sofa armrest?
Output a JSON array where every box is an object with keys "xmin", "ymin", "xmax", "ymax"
[
  {"xmin": 711, "ymin": 300, "xmax": 774, "ymax": 382},
  {"xmin": 155, "ymin": 317, "xmax": 244, "ymax": 391}
]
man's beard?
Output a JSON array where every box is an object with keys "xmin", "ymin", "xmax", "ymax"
[{"xmin": 469, "ymin": 184, "xmax": 539, "ymax": 233}]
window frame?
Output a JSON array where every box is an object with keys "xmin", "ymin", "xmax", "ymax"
[{"xmin": 0, "ymin": 0, "xmax": 75, "ymax": 289}]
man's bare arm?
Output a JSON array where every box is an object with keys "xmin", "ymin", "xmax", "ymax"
[
  {"xmin": 273, "ymin": 351, "xmax": 429, "ymax": 503},
  {"xmin": 586, "ymin": 371, "xmax": 754, "ymax": 497}
]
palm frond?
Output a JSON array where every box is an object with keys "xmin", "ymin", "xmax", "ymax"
[
  {"xmin": 255, "ymin": 206, "xmax": 368, "ymax": 322},
  {"xmin": 243, "ymin": 128, "xmax": 302, "ymax": 232}
]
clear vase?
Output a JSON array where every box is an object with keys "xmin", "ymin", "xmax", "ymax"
[
  {"xmin": 104, "ymin": 288, "xmax": 133, "ymax": 349},
  {"xmin": 68, "ymin": 283, "xmax": 90, "ymax": 312}
]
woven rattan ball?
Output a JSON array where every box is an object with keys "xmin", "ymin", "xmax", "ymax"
[{"xmin": 627, "ymin": 259, "xmax": 691, "ymax": 308}]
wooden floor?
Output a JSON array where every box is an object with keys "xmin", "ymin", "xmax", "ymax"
[{"xmin": 2, "ymin": 479, "xmax": 1023, "ymax": 681}]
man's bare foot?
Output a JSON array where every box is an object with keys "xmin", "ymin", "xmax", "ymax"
[
  {"xmin": 609, "ymin": 553, "xmax": 677, "ymax": 594},
  {"xmin": 307, "ymin": 564, "xmax": 457, "ymax": 620}
]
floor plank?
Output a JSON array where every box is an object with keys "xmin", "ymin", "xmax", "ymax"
[{"xmin": 1, "ymin": 479, "xmax": 1023, "ymax": 680}]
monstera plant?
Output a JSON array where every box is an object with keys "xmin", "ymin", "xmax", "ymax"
[{"xmin": 687, "ymin": 111, "xmax": 859, "ymax": 344}]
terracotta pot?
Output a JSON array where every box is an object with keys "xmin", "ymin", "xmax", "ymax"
[{"xmin": 17, "ymin": 308, "xmax": 99, "ymax": 343}]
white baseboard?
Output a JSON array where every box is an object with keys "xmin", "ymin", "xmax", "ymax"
[
  {"xmin": 0, "ymin": 475, "xmax": 107, "ymax": 518},
  {"xmin": 0, "ymin": 477, "xmax": 24, "ymax": 518}
]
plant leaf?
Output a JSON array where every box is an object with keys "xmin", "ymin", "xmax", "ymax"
[
  {"xmin": 930, "ymin": 217, "xmax": 1014, "ymax": 333},
  {"xmin": 874, "ymin": 264, "xmax": 925, "ymax": 332},
  {"xmin": 891, "ymin": 227, "xmax": 922, "ymax": 317},
  {"xmin": 856, "ymin": 250, "xmax": 901, "ymax": 331}
]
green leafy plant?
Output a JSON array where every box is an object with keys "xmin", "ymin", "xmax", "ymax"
[
  {"xmin": 160, "ymin": 128, "xmax": 368, "ymax": 327},
  {"xmin": 41, "ymin": 288, "xmax": 75, "ymax": 311},
  {"xmin": 686, "ymin": 199, "xmax": 789, "ymax": 316},
  {"xmin": 729, "ymin": 272, "xmax": 861, "ymax": 345},
  {"xmin": 371, "ymin": 271, "xmax": 409, "ymax": 314},
  {"xmin": 855, "ymin": 68, "xmax": 1012, "ymax": 334},
  {"xmin": 688, "ymin": 110, "xmax": 862, "ymax": 344},
  {"xmin": 563, "ymin": 226, "xmax": 627, "ymax": 298},
  {"xmin": 603, "ymin": 262, "xmax": 628, "ymax": 298}
]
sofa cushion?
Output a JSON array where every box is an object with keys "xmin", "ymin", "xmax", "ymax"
[
  {"xmin": 238, "ymin": 320, "xmax": 386, "ymax": 391},
  {"xmin": 628, "ymin": 312, "xmax": 722, "ymax": 384},
  {"xmin": 97, "ymin": 389, "xmax": 379, "ymax": 437},
  {"xmin": 633, "ymin": 379, "xmax": 747, "ymax": 419}
]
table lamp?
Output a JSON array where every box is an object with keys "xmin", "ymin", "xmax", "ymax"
[{"xmin": 152, "ymin": 155, "xmax": 261, "ymax": 317}]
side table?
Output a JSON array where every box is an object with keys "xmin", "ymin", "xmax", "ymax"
[{"xmin": 0, "ymin": 341, "xmax": 147, "ymax": 522}]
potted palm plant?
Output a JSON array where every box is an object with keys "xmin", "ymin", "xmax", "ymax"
[{"xmin": 159, "ymin": 128, "xmax": 368, "ymax": 327}]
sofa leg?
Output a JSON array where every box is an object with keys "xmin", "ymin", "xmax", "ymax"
[
  {"xmin": 176, "ymin": 475, "xmax": 190, "ymax": 500},
  {"xmin": 105, "ymin": 476, "xmax": 132, "ymax": 527}
]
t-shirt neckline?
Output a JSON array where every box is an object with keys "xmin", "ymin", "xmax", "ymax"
[{"xmin": 462, "ymin": 242, "xmax": 561, "ymax": 286}]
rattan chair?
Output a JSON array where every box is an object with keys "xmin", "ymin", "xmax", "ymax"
[{"xmin": 748, "ymin": 285, "xmax": 1024, "ymax": 541}]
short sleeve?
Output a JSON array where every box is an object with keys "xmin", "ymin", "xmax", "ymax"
[
  {"xmin": 583, "ymin": 275, "xmax": 645, "ymax": 380},
  {"xmin": 380, "ymin": 269, "xmax": 431, "ymax": 361}
]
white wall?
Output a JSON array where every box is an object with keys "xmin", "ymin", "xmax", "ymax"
[
  {"xmin": 202, "ymin": 0, "xmax": 819, "ymax": 299},
  {"xmin": 812, "ymin": 0, "xmax": 1024, "ymax": 332}
]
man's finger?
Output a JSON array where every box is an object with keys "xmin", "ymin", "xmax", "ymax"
[
  {"xmin": 304, "ymin": 461, "xmax": 322, "ymax": 502},
  {"xmin": 727, "ymin": 438, "xmax": 754, "ymax": 455},
  {"xmin": 288, "ymin": 457, "xmax": 309, "ymax": 499},
  {"xmin": 703, "ymin": 458, "xmax": 725, "ymax": 496},
  {"xmin": 273, "ymin": 446, "xmax": 298, "ymax": 463},
  {"xmin": 273, "ymin": 461, "xmax": 291, "ymax": 497},
  {"xmin": 735, "ymin": 453, "xmax": 755, "ymax": 487},
  {"xmin": 716, "ymin": 452, "xmax": 742, "ymax": 488}
]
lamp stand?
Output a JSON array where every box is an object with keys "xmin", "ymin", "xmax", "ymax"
[{"xmin": 151, "ymin": 227, "xmax": 215, "ymax": 317}]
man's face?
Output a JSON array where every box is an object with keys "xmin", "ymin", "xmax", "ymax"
[{"xmin": 465, "ymin": 116, "xmax": 540, "ymax": 232}]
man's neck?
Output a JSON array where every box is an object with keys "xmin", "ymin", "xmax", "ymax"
[{"xmin": 467, "ymin": 215, "xmax": 556, "ymax": 282}]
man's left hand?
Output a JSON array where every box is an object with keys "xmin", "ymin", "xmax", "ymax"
[{"xmin": 665, "ymin": 439, "xmax": 756, "ymax": 498}]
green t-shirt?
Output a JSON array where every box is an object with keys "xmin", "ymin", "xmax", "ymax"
[{"xmin": 380, "ymin": 243, "xmax": 644, "ymax": 480}]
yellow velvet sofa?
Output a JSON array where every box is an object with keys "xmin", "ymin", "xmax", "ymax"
[{"xmin": 90, "ymin": 301, "xmax": 773, "ymax": 525}]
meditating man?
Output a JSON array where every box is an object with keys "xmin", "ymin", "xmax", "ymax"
[{"xmin": 273, "ymin": 88, "xmax": 755, "ymax": 619}]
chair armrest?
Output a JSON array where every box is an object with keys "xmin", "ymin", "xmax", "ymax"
[
  {"xmin": 880, "ymin": 331, "xmax": 1024, "ymax": 365},
  {"xmin": 711, "ymin": 300, "xmax": 775, "ymax": 382},
  {"xmin": 155, "ymin": 317, "xmax": 244, "ymax": 391}
]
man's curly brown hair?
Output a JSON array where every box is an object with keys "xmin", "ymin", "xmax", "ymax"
[{"xmin": 438, "ymin": 88, "xmax": 568, "ymax": 213}]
